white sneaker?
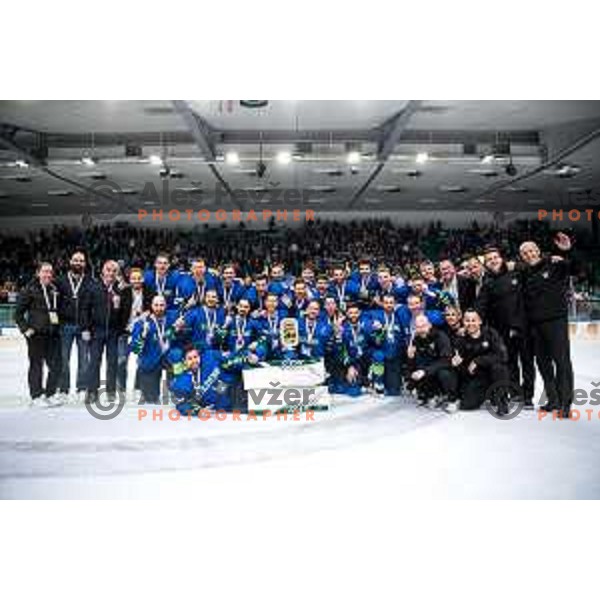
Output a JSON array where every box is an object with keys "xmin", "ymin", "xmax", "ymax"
[
  {"xmin": 428, "ymin": 397, "xmax": 439, "ymax": 410},
  {"xmin": 76, "ymin": 390, "xmax": 87, "ymax": 404},
  {"xmin": 55, "ymin": 392, "xmax": 69, "ymax": 405},
  {"xmin": 443, "ymin": 400, "xmax": 459, "ymax": 414},
  {"xmin": 30, "ymin": 395, "xmax": 58, "ymax": 408},
  {"xmin": 45, "ymin": 394, "xmax": 64, "ymax": 407}
]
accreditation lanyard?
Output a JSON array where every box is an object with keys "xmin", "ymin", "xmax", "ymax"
[
  {"xmin": 361, "ymin": 275, "xmax": 368, "ymax": 293},
  {"xmin": 68, "ymin": 273, "xmax": 83, "ymax": 299},
  {"xmin": 336, "ymin": 282, "xmax": 346, "ymax": 305},
  {"xmin": 42, "ymin": 284, "xmax": 59, "ymax": 325}
]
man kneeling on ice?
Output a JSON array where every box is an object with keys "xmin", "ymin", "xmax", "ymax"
[{"xmin": 406, "ymin": 314, "xmax": 458, "ymax": 411}]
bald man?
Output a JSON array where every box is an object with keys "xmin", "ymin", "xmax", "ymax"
[
  {"xmin": 83, "ymin": 260, "xmax": 126, "ymax": 403},
  {"xmin": 519, "ymin": 232, "xmax": 574, "ymax": 415},
  {"xmin": 406, "ymin": 314, "xmax": 458, "ymax": 411}
]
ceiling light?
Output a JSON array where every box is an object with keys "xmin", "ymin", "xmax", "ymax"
[
  {"xmin": 481, "ymin": 154, "xmax": 494, "ymax": 164},
  {"xmin": 346, "ymin": 151, "xmax": 361, "ymax": 164},
  {"xmin": 225, "ymin": 151, "xmax": 240, "ymax": 165},
  {"xmin": 15, "ymin": 159, "xmax": 29, "ymax": 168},
  {"xmin": 148, "ymin": 155, "xmax": 164, "ymax": 166},
  {"xmin": 416, "ymin": 152, "xmax": 429, "ymax": 164},
  {"xmin": 276, "ymin": 151, "xmax": 292, "ymax": 165},
  {"xmin": 81, "ymin": 156, "xmax": 96, "ymax": 167}
]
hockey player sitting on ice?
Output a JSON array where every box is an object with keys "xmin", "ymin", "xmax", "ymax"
[
  {"xmin": 451, "ymin": 309, "xmax": 510, "ymax": 414},
  {"xmin": 331, "ymin": 304, "xmax": 376, "ymax": 396},
  {"xmin": 369, "ymin": 294, "xmax": 407, "ymax": 396},
  {"xmin": 327, "ymin": 265, "xmax": 359, "ymax": 314},
  {"xmin": 130, "ymin": 295, "xmax": 178, "ymax": 404},
  {"xmin": 215, "ymin": 264, "xmax": 246, "ymax": 315},
  {"xmin": 219, "ymin": 298, "xmax": 267, "ymax": 411},
  {"xmin": 169, "ymin": 347, "xmax": 226, "ymax": 415},
  {"xmin": 143, "ymin": 254, "xmax": 180, "ymax": 310},
  {"xmin": 406, "ymin": 314, "xmax": 458, "ymax": 411},
  {"xmin": 174, "ymin": 258, "xmax": 218, "ymax": 310}
]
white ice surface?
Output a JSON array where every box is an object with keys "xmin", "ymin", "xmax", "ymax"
[{"xmin": 0, "ymin": 335, "xmax": 599, "ymax": 499}]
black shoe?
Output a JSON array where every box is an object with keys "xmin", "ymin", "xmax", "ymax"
[
  {"xmin": 416, "ymin": 396, "xmax": 429, "ymax": 407},
  {"xmin": 538, "ymin": 401, "xmax": 558, "ymax": 412},
  {"xmin": 85, "ymin": 391, "xmax": 98, "ymax": 404},
  {"xmin": 523, "ymin": 398, "xmax": 534, "ymax": 410},
  {"xmin": 559, "ymin": 405, "xmax": 572, "ymax": 419}
]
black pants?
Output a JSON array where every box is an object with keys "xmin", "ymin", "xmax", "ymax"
[
  {"xmin": 531, "ymin": 318, "xmax": 573, "ymax": 410},
  {"xmin": 410, "ymin": 368, "xmax": 458, "ymax": 400},
  {"xmin": 137, "ymin": 368, "xmax": 163, "ymax": 404},
  {"xmin": 26, "ymin": 333, "xmax": 62, "ymax": 399},
  {"xmin": 384, "ymin": 357, "xmax": 403, "ymax": 395},
  {"xmin": 459, "ymin": 362, "xmax": 510, "ymax": 410},
  {"xmin": 498, "ymin": 329, "xmax": 536, "ymax": 401},
  {"xmin": 88, "ymin": 329, "xmax": 120, "ymax": 394}
]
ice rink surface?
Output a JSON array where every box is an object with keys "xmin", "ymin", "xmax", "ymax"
[{"xmin": 1, "ymin": 335, "xmax": 599, "ymax": 499}]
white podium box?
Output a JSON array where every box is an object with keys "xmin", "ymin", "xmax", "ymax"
[
  {"xmin": 243, "ymin": 360, "xmax": 329, "ymax": 412},
  {"xmin": 243, "ymin": 360, "xmax": 325, "ymax": 389}
]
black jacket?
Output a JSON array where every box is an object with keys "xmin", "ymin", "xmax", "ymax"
[
  {"xmin": 409, "ymin": 328, "xmax": 453, "ymax": 375},
  {"xmin": 15, "ymin": 279, "xmax": 63, "ymax": 336},
  {"xmin": 81, "ymin": 280, "xmax": 126, "ymax": 334},
  {"xmin": 454, "ymin": 326, "xmax": 508, "ymax": 370},
  {"xmin": 457, "ymin": 276, "xmax": 478, "ymax": 311},
  {"xmin": 119, "ymin": 286, "xmax": 153, "ymax": 332},
  {"xmin": 55, "ymin": 273, "xmax": 96, "ymax": 328},
  {"xmin": 520, "ymin": 256, "xmax": 571, "ymax": 324},
  {"xmin": 476, "ymin": 265, "xmax": 527, "ymax": 334}
]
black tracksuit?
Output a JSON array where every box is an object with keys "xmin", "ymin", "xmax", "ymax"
[
  {"xmin": 81, "ymin": 280, "xmax": 126, "ymax": 395},
  {"xmin": 520, "ymin": 255, "xmax": 574, "ymax": 411},
  {"xmin": 477, "ymin": 266, "xmax": 535, "ymax": 401},
  {"xmin": 15, "ymin": 279, "xmax": 63, "ymax": 399},
  {"xmin": 454, "ymin": 326, "xmax": 510, "ymax": 410},
  {"xmin": 407, "ymin": 328, "xmax": 457, "ymax": 400}
]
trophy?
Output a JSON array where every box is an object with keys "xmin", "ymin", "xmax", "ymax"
[{"xmin": 280, "ymin": 318, "xmax": 299, "ymax": 351}]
